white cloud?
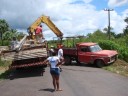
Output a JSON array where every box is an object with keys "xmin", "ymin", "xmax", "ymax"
[
  {"xmin": 122, "ymin": 9, "xmax": 128, "ymax": 17},
  {"xmin": 110, "ymin": 11, "xmax": 126, "ymax": 33},
  {"xmin": 0, "ymin": 0, "xmax": 127, "ymax": 40},
  {"xmin": 108, "ymin": 0, "xmax": 128, "ymax": 7}
]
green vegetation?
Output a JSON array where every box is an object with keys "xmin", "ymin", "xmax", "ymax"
[
  {"xmin": 0, "ymin": 58, "xmax": 12, "ymax": 80},
  {"xmin": 0, "ymin": 70, "xmax": 11, "ymax": 80},
  {"xmin": 0, "ymin": 58, "xmax": 12, "ymax": 67},
  {"xmin": 0, "ymin": 19, "xmax": 25, "ymax": 46}
]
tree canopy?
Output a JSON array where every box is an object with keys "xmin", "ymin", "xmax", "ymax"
[
  {"xmin": 0, "ymin": 19, "xmax": 9, "ymax": 39},
  {"xmin": 124, "ymin": 17, "xmax": 128, "ymax": 35},
  {"xmin": 0, "ymin": 19, "xmax": 25, "ymax": 45}
]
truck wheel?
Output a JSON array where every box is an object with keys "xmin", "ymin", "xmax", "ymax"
[
  {"xmin": 96, "ymin": 60, "xmax": 105, "ymax": 68},
  {"xmin": 75, "ymin": 59, "xmax": 81, "ymax": 65},
  {"xmin": 64, "ymin": 56, "xmax": 71, "ymax": 65},
  {"xmin": 9, "ymin": 73, "xmax": 14, "ymax": 80}
]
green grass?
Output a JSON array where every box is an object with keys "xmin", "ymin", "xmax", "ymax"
[
  {"xmin": 0, "ymin": 69, "xmax": 11, "ymax": 80},
  {"xmin": 0, "ymin": 59, "xmax": 12, "ymax": 80},
  {"xmin": 0, "ymin": 60, "xmax": 11, "ymax": 67}
]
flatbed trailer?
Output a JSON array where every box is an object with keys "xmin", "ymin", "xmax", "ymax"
[
  {"xmin": 1, "ymin": 44, "xmax": 48, "ymax": 70},
  {"xmin": 10, "ymin": 46, "xmax": 48, "ymax": 69},
  {"xmin": 1, "ymin": 44, "xmax": 48, "ymax": 79}
]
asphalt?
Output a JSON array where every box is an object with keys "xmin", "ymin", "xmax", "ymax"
[{"xmin": 0, "ymin": 65, "xmax": 128, "ymax": 96}]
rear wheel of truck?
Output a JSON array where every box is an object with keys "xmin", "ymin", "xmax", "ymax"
[
  {"xmin": 95, "ymin": 60, "xmax": 105, "ymax": 68},
  {"xmin": 75, "ymin": 59, "xmax": 81, "ymax": 66},
  {"xmin": 64, "ymin": 56, "xmax": 71, "ymax": 65}
]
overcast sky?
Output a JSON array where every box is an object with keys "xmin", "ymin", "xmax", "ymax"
[{"xmin": 0, "ymin": 0, "xmax": 128, "ymax": 40}]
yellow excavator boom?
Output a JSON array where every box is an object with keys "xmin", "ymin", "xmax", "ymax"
[{"xmin": 28, "ymin": 15, "xmax": 63, "ymax": 39}]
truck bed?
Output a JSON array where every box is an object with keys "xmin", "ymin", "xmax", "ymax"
[
  {"xmin": 63, "ymin": 48, "xmax": 77, "ymax": 56},
  {"xmin": 1, "ymin": 46, "xmax": 48, "ymax": 69}
]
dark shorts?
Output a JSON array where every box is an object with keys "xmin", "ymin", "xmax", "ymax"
[{"xmin": 50, "ymin": 68, "xmax": 60, "ymax": 75}]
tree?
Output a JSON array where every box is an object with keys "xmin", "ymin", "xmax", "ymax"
[
  {"xmin": 0, "ymin": 19, "xmax": 9, "ymax": 45},
  {"xmin": 3, "ymin": 29, "xmax": 25, "ymax": 40},
  {"xmin": 123, "ymin": 17, "xmax": 128, "ymax": 35},
  {"xmin": 2, "ymin": 29, "xmax": 17, "ymax": 40},
  {"xmin": 103, "ymin": 27, "xmax": 113, "ymax": 34},
  {"xmin": 0, "ymin": 19, "xmax": 25, "ymax": 46},
  {"xmin": 115, "ymin": 33, "xmax": 124, "ymax": 38},
  {"xmin": 124, "ymin": 17, "xmax": 128, "ymax": 23},
  {"xmin": 87, "ymin": 29, "xmax": 108, "ymax": 41},
  {"xmin": 0, "ymin": 19, "xmax": 9, "ymax": 38}
]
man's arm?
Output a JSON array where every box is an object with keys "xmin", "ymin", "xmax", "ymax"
[{"xmin": 56, "ymin": 59, "xmax": 62, "ymax": 67}]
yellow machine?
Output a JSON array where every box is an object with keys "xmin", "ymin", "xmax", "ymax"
[{"xmin": 27, "ymin": 15, "xmax": 63, "ymax": 40}]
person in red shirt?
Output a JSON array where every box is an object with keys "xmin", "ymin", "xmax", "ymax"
[{"xmin": 35, "ymin": 25, "xmax": 44, "ymax": 43}]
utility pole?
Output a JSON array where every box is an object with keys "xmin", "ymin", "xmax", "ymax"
[{"xmin": 104, "ymin": 8, "xmax": 113, "ymax": 40}]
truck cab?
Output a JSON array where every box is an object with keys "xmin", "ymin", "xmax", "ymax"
[{"xmin": 63, "ymin": 42, "xmax": 118, "ymax": 68}]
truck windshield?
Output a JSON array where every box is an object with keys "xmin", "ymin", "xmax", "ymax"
[{"xmin": 90, "ymin": 44, "xmax": 102, "ymax": 52}]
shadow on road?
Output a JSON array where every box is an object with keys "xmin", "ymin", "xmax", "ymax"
[
  {"xmin": 39, "ymin": 88, "xmax": 55, "ymax": 92},
  {"xmin": 0, "ymin": 66, "xmax": 47, "ymax": 80},
  {"xmin": 64, "ymin": 61, "xmax": 97, "ymax": 68}
]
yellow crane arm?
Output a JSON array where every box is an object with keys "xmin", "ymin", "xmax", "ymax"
[{"xmin": 28, "ymin": 15, "xmax": 63, "ymax": 39}]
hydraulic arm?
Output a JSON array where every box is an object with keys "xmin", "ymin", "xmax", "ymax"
[{"xmin": 27, "ymin": 15, "xmax": 63, "ymax": 39}]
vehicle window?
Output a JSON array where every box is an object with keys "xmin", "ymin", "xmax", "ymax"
[
  {"xmin": 80, "ymin": 47, "xmax": 90, "ymax": 52},
  {"xmin": 89, "ymin": 44, "xmax": 102, "ymax": 52}
]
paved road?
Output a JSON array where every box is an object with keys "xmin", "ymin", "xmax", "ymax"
[{"xmin": 0, "ymin": 65, "xmax": 128, "ymax": 96}]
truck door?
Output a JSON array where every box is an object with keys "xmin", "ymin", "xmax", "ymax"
[{"xmin": 78, "ymin": 46, "xmax": 92, "ymax": 64}]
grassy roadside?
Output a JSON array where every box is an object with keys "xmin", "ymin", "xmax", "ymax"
[
  {"xmin": 103, "ymin": 59, "xmax": 128, "ymax": 77},
  {"xmin": 0, "ymin": 60, "xmax": 11, "ymax": 80},
  {"xmin": 0, "ymin": 67, "xmax": 10, "ymax": 80}
]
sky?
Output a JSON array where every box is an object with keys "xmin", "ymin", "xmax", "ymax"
[{"xmin": 0, "ymin": 0, "xmax": 128, "ymax": 40}]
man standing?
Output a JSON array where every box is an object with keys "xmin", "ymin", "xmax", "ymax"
[
  {"xmin": 49, "ymin": 45, "xmax": 55, "ymax": 56},
  {"xmin": 58, "ymin": 45, "xmax": 64, "ymax": 72},
  {"xmin": 35, "ymin": 25, "xmax": 44, "ymax": 43},
  {"xmin": 10, "ymin": 37, "xmax": 19, "ymax": 50}
]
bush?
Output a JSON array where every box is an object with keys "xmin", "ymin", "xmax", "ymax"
[
  {"xmin": 98, "ymin": 40, "xmax": 128, "ymax": 62},
  {"xmin": 0, "ymin": 40, "xmax": 10, "ymax": 46}
]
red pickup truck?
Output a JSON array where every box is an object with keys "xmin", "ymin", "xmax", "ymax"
[{"xmin": 61, "ymin": 42, "xmax": 118, "ymax": 67}]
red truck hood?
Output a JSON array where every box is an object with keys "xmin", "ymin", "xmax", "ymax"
[{"xmin": 94, "ymin": 50, "xmax": 118, "ymax": 57}]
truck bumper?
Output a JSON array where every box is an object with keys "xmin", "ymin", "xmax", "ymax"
[{"xmin": 107, "ymin": 55, "xmax": 118, "ymax": 64}]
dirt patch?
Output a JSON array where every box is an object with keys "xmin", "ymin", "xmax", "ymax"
[
  {"xmin": 103, "ymin": 59, "xmax": 128, "ymax": 76},
  {"xmin": 114, "ymin": 59, "xmax": 128, "ymax": 66}
]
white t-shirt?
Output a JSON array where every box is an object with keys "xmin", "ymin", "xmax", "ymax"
[
  {"xmin": 58, "ymin": 48, "xmax": 63, "ymax": 59},
  {"xmin": 47, "ymin": 56, "xmax": 60, "ymax": 68}
]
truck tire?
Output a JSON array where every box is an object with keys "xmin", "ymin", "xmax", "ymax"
[
  {"xmin": 95, "ymin": 60, "xmax": 105, "ymax": 68},
  {"xmin": 64, "ymin": 56, "xmax": 71, "ymax": 65},
  {"xmin": 75, "ymin": 59, "xmax": 81, "ymax": 65}
]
